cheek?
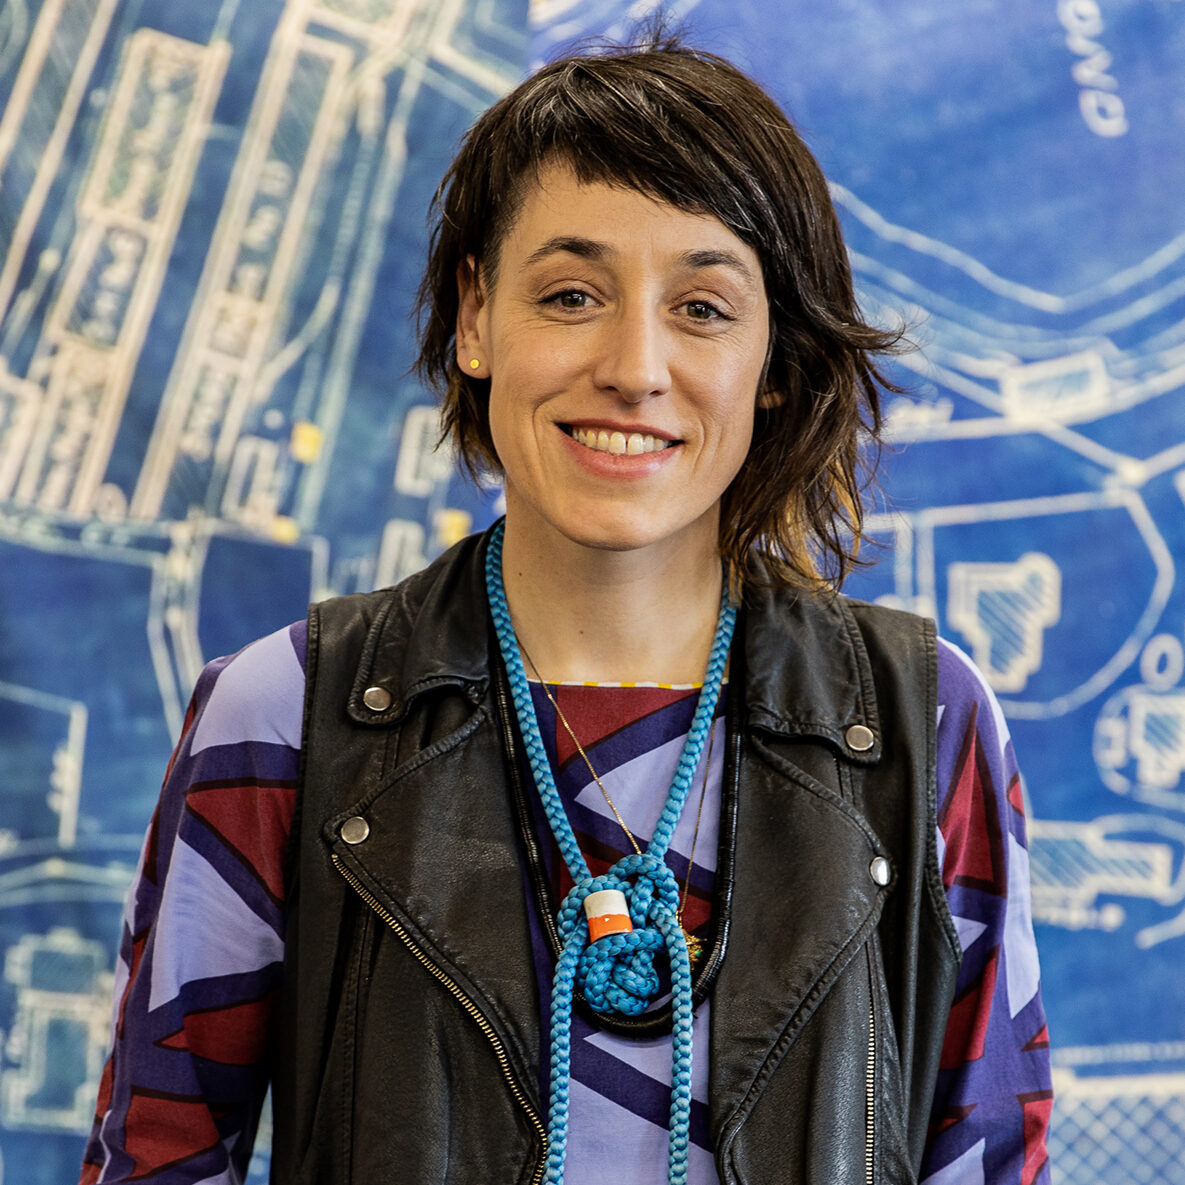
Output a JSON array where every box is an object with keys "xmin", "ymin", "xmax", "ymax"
[
  {"xmin": 487, "ymin": 398, "xmax": 513, "ymax": 466},
  {"xmin": 726, "ymin": 417, "xmax": 757, "ymax": 478},
  {"xmin": 712, "ymin": 389, "xmax": 759, "ymax": 454},
  {"xmin": 484, "ymin": 377, "xmax": 545, "ymax": 475},
  {"xmin": 711, "ymin": 400, "xmax": 759, "ymax": 489},
  {"xmin": 483, "ymin": 383, "xmax": 511, "ymax": 466}
]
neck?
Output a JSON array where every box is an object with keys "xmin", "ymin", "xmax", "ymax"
[{"xmin": 499, "ymin": 516, "xmax": 726, "ymax": 686}]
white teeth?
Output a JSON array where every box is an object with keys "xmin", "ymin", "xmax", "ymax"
[{"xmin": 571, "ymin": 427, "xmax": 670, "ymax": 455}]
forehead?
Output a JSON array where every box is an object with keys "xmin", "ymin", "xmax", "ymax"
[{"xmin": 497, "ymin": 164, "xmax": 763, "ymax": 277}]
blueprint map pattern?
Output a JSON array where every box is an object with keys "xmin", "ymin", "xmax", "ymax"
[
  {"xmin": 0, "ymin": 0, "xmax": 1181, "ymax": 1181},
  {"xmin": 0, "ymin": 0, "xmax": 523, "ymax": 1180}
]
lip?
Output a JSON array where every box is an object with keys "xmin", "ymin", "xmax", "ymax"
[
  {"xmin": 556, "ymin": 422, "xmax": 680, "ymax": 478},
  {"xmin": 560, "ymin": 419, "xmax": 679, "ymax": 442}
]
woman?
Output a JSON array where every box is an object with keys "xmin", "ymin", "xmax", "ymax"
[{"xmin": 82, "ymin": 37, "xmax": 1052, "ymax": 1185}]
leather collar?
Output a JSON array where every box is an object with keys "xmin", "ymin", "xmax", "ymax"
[
  {"xmin": 740, "ymin": 577, "xmax": 884, "ymax": 764},
  {"xmin": 343, "ymin": 532, "xmax": 492, "ymax": 726},
  {"xmin": 343, "ymin": 525, "xmax": 883, "ymax": 765}
]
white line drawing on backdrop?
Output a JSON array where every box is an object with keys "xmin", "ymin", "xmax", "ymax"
[
  {"xmin": 1028, "ymin": 815, "xmax": 1185, "ymax": 946},
  {"xmin": 1050, "ymin": 1066, "xmax": 1185, "ymax": 1185},
  {"xmin": 1097, "ymin": 685, "xmax": 1185, "ymax": 813},
  {"xmin": 0, "ymin": 928, "xmax": 114, "ymax": 1133},
  {"xmin": 0, "ymin": 5, "xmax": 521, "ymax": 1169},
  {"xmin": 947, "ymin": 553, "xmax": 1062, "ymax": 693},
  {"xmin": 866, "ymin": 489, "xmax": 1175, "ymax": 719},
  {"xmin": 0, "ymin": 683, "xmax": 86, "ymax": 849},
  {"xmin": 10, "ymin": 29, "xmax": 230, "ymax": 518},
  {"xmin": 0, "ymin": 0, "xmax": 122, "ymax": 327}
]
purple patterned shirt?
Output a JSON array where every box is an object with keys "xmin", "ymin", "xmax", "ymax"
[{"xmin": 80, "ymin": 622, "xmax": 1051, "ymax": 1184}]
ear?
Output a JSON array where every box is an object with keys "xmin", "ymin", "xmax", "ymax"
[
  {"xmin": 755, "ymin": 335, "xmax": 782, "ymax": 408},
  {"xmin": 456, "ymin": 256, "xmax": 490, "ymax": 379}
]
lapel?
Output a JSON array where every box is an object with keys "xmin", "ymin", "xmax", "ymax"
[
  {"xmin": 709, "ymin": 581, "xmax": 890, "ymax": 1138},
  {"xmin": 325, "ymin": 530, "xmax": 544, "ymax": 1105}
]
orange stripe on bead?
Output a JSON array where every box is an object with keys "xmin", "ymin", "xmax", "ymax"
[{"xmin": 588, "ymin": 912, "xmax": 633, "ymax": 942}]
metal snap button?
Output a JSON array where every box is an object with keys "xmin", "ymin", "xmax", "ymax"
[
  {"xmin": 362, "ymin": 686, "xmax": 392, "ymax": 712},
  {"xmin": 870, "ymin": 856, "xmax": 891, "ymax": 887},
  {"xmin": 340, "ymin": 816, "xmax": 371, "ymax": 845},
  {"xmin": 845, "ymin": 723, "xmax": 875, "ymax": 752}
]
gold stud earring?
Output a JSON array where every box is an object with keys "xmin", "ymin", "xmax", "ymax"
[{"xmin": 469, "ymin": 358, "xmax": 481, "ymax": 370}]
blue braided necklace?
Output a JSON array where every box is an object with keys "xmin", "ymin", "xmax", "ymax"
[{"xmin": 485, "ymin": 521, "xmax": 736, "ymax": 1185}]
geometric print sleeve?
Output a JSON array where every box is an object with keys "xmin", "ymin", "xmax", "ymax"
[
  {"xmin": 919, "ymin": 637, "xmax": 1053, "ymax": 1185},
  {"xmin": 79, "ymin": 621, "xmax": 307, "ymax": 1185}
]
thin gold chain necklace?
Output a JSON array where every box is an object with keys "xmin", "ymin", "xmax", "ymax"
[{"xmin": 517, "ymin": 638, "xmax": 716, "ymax": 968}]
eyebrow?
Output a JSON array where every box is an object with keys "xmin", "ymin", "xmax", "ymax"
[
  {"xmin": 520, "ymin": 237, "xmax": 758, "ymax": 282},
  {"xmin": 681, "ymin": 248, "xmax": 758, "ymax": 281},
  {"xmin": 522, "ymin": 236, "xmax": 607, "ymax": 267}
]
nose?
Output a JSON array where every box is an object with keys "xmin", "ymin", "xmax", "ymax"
[{"xmin": 591, "ymin": 305, "xmax": 671, "ymax": 402}]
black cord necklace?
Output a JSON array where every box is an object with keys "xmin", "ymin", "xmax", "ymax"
[{"xmin": 492, "ymin": 617, "xmax": 743, "ymax": 1039}]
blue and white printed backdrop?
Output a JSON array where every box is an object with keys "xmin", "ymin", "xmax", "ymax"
[{"xmin": 0, "ymin": 1, "xmax": 1182, "ymax": 1181}]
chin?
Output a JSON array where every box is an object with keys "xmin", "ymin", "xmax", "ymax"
[
  {"xmin": 554, "ymin": 509, "xmax": 711, "ymax": 557},
  {"xmin": 503, "ymin": 486, "xmax": 718, "ymax": 560},
  {"xmin": 573, "ymin": 531, "xmax": 656, "ymax": 553}
]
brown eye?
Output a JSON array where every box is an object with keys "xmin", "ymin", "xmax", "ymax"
[
  {"xmin": 684, "ymin": 300, "xmax": 724, "ymax": 321},
  {"xmin": 544, "ymin": 289, "xmax": 591, "ymax": 310}
]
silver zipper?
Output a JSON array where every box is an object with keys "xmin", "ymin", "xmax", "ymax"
[
  {"xmin": 333, "ymin": 854, "xmax": 548, "ymax": 1185},
  {"xmin": 865, "ymin": 997, "xmax": 876, "ymax": 1184}
]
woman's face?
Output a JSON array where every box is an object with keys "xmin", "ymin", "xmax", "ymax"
[{"xmin": 458, "ymin": 163, "xmax": 771, "ymax": 563}]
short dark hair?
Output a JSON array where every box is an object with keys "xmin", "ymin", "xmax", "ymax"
[{"xmin": 416, "ymin": 35, "xmax": 902, "ymax": 591}]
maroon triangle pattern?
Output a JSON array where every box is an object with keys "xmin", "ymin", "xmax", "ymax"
[
  {"xmin": 552, "ymin": 683, "xmax": 696, "ymax": 769},
  {"xmin": 1018, "ymin": 1089, "xmax": 1053, "ymax": 1185},
  {"xmin": 1022, "ymin": 1024, "xmax": 1049, "ymax": 1052},
  {"xmin": 122, "ymin": 1087, "xmax": 228, "ymax": 1179},
  {"xmin": 116, "ymin": 930, "xmax": 149, "ymax": 1041},
  {"xmin": 83, "ymin": 626, "xmax": 303, "ymax": 1182},
  {"xmin": 142, "ymin": 804, "xmax": 162, "ymax": 887},
  {"xmin": 938, "ymin": 703, "xmax": 1007, "ymax": 897},
  {"xmin": 142, "ymin": 701, "xmax": 199, "ymax": 889},
  {"xmin": 928, "ymin": 1102, "xmax": 977, "ymax": 1141},
  {"xmin": 1007, "ymin": 772, "xmax": 1025, "ymax": 817},
  {"xmin": 185, "ymin": 780, "xmax": 297, "ymax": 904},
  {"xmin": 156, "ymin": 991, "xmax": 277, "ymax": 1066},
  {"xmin": 940, "ymin": 945, "xmax": 999, "ymax": 1069},
  {"xmin": 80, "ymin": 1057, "xmax": 116, "ymax": 1179}
]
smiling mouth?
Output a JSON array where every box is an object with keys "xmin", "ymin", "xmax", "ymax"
[{"xmin": 565, "ymin": 426, "xmax": 674, "ymax": 456}]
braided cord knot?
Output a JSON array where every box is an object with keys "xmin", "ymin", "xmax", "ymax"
[{"xmin": 559, "ymin": 852, "xmax": 679, "ymax": 1016}]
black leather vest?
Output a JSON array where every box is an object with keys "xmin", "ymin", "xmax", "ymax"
[{"xmin": 270, "ymin": 531, "xmax": 960, "ymax": 1184}]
